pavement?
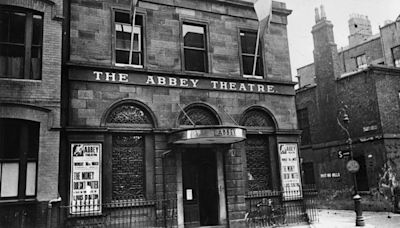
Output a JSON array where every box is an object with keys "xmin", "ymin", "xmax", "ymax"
[{"xmin": 292, "ymin": 209, "xmax": 400, "ymax": 228}]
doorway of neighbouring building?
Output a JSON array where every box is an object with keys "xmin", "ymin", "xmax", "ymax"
[
  {"xmin": 182, "ymin": 149, "xmax": 219, "ymax": 227},
  {"xmin": 354, "ymin": 155, "xmax": 369, "ymax": 191},
  {"xmin": 302, "ymin": 162, "xmax": 316, "ymax": 185}
]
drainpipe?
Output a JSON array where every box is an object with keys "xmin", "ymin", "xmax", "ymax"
[{"xmin": 47, "ymin": 196, "xmax": 62, "ymax": 228}]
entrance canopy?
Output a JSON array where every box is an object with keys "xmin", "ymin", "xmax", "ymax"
[{"xmin": 169, "ymin": 126, "xmax": 246, "ymax": 145}]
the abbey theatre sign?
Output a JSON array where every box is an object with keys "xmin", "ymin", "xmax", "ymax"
[{"xmin": 69, "ymin": 68, "xmax": 295, "ymax": 95}]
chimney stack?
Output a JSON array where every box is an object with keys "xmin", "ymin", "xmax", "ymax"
[{"xmin": 348, "ymin": 14, "xmax": 372, "ymax": 47}]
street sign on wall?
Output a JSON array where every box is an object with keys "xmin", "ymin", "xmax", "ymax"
[{"xmin": 337, "ymin": 150, "xmax": 351, "ymax": 159}]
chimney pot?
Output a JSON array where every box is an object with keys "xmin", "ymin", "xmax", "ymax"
[{"xmin": 315, "ymin": 7, "xmax": 320, "ymax": 23}]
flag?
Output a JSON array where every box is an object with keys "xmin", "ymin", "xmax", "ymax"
[
  {"xmin": 254, "ymin": 0, "xmax": 272, "ymax": 37},
  {"xmin": 130, "ymin": 0, "xmax": 139, "ymax": 21}
]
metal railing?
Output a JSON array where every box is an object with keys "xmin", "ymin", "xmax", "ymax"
[
  {"xmin": 245, "ymin": 186, "xmax": 319, "ymax": 227},
  {"xmin": 53, "ymin": 198, "xmax": 177, "ymax": 228}
]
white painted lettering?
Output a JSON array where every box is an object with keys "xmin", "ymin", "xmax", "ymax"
[
  {"xmin": 105, "ymin": 72, "xmax": 116, "ymax": 81},
  {"xmin": 180, "ymin": 78, "xmax": 188, "ymax": 87},
  {"xmin": 248, "ymin": 84, "xmax": 255, "ymax": 91},
  {"xmin": 190, "ymin": 79, "xmax": 199, "ymax": 88},
  {"xmin": 119, "ymin": 73, "xmax": 128, "ymax": 82},
  {"xmin": 146, "ymin": 76, "xmax": 156, "ymax": 84},
  {"xmin": 220, "ymin": 81, "xmax": 228, "ymax": 90},
  {"xmin": 239, "ymin": 83, "xmax": 247, "ymax": 91},
  {"xmin": 211, "ymin": 81, "xmax": 218, "ymax": 89},
  {"xmin": 158, "ymin": 76, "xmax": 166, "ymax": 85},
  {"xmin": 267, "ymin": 85, "xmax": 275, "ymax": 93},
  {"xmin": 93, "ymin": 71, "xmax": 103, "ymax": 80},
  {"xmin": 229, "ymin": 82, "xmax": 236, "ymax": 90},
  {"xmin": 169, "ymin": 77, "xmax": 177, "ymax": 86},
  {"xmin": 257, "ymin": 84, "xmax": 265, "ymax": 92}
]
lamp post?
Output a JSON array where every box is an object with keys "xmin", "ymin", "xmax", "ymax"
[{"xmin": 337, "ymin": 108, "xmax": 365, "ymax": 226}]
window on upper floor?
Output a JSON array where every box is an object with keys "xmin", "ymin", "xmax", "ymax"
[
  {"xmin": 240, "ymin": 30, "xmax": 264, "ymax": 79},
  {"xmin": 182, "ymin": 22, "xmax": 208, "ymax": 73},
  {"xmin": 391, "ymin": 45, "xmax": 400, "ymax": 67},
  {"xmin": 297, "ymin": 108, "xmax": 311, "ymax": 145},
  {"xmin": 355, "ymin": 54, "xmax": 367, "ymax": 69},
  {"xmin": 0, "ymin": 119, "xmax": 39, "ymax": 199},
  {"xmin": 0, "ymin": 7, "xmax": 43, "ymax": 79},
  {"xmin": 114, "ymin": 11, "xmax": 143, "ymax": 67}
]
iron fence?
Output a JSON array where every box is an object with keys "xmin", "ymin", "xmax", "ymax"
[
  {"xmin": 53, "ymin": 198, "xmax": 177, "ymax": 228},
  {"xmin": 245, "ymin": 186, "xmax": 319, "ymax": 227}
]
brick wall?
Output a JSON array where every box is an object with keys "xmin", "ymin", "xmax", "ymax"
[{"xmin": 0, "ymin": 0, "xmax": 63, "ymax": 203}]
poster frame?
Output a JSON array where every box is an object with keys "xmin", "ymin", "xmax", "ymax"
[
  {"xmin": 278, "ymin": 142, "xmax": 303, "ymax": 200},
  {"xmin": 70, "ymin": 143, "xmax": 102, "ymax": 215}
]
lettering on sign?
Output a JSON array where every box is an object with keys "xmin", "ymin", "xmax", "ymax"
[
  {"xmin": 215, "ymin": 128, "xmax": 235, "ymax": 137},
  {"xmin": 278, "ymin": 143, "xmax": 302, "ymax": 200},
  {"xmin": 91, "ymin": 71, "xmax": 277, "ymax": 94}
]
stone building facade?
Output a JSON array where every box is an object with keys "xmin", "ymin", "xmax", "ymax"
[
  {"xmin": 296, "ymin": 8, "xmax": 400, "ymax": 211},
  {"xmin": 61, "ymin": 0, "xmax": 301, "ymax": 227},
  {"xmin": 0, "ymin": 0, "xmax": 63, "ymax": 227}
]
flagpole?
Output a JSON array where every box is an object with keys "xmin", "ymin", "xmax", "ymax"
[
  {"xmin": 129, "ymin": 6, "xmax": 137, "ymax": 65},
  {"xmin": 252, "ymin": 26, "xmax": 261, "ymax": 76}
]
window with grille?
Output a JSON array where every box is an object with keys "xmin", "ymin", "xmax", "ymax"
[
  {"xmin": 246, "ymin": 135, "xmax": 272, "ymax": 191},
  {"xmin": 0, "ymin": 6, "xmax": 43, "ymax": 79},
  {"xmin": 114, "ymin": 11, "xmax": 143, "ymax": 67},
  {"xmin": 355, "ymin": 54, "xmax": 367, "ymax": 69},
  {"xmin": 106, "ymin": 103, "xmax": 153, "ymax": 200},
  {"xmin": 183, "ymin": 23, "xmax": 208, "ymax": 72},
  {"xmin": 391, "ymin": 46, "xmax": 400, "ymax": 67},
  {"xmin": 0, "ymin": 119, "xmax": 39, "ymax": 199},
  {"xmin": 240, "ymin": 30, "xmax": 263, "ymax": 78},
  {"xmin": 112, "ymin": 134, "xmax": 144, "ymax": 199},
  {"xmin": 297, "ymin": 108, "xmax": 311, "ymax": 145}
]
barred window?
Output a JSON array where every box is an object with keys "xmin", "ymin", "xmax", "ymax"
[
  {"xmin": 246, "ymin": 135, "xmax": 272, "ymax": 191},
  {"xmin": 112, "ymin": 134, "xmax": 144, "ymax": 199}
]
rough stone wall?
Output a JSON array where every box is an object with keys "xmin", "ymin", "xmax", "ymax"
[
  {"xmin": 69, "ymin": 80, "xmax": 297, "ymax": 129},
  {"xmin": 69, "ymin": 0, "xmax": 292, "ymax": 81}
]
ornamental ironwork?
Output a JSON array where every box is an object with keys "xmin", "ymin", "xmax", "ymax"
[
  {"xmin": 179, "ymin": 107, "xmax": 219, "ymax": 126},
  {"xmin": 246, "ymin": 135, "xmax": 272, "ymax": 191},
  {"xmin": 241, "ymin": 110, "xmax": 274, "ymax": 127},
  {"xmin": 112, "ymin": 134, "xmax": 144, "ymax": 199},
  {"xmin": 107, "ymin": 104, "xmax": 152, "ymax": 125}
]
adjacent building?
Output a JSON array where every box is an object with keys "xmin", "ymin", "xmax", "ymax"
[
  {"xmin": 0, "ymin": 0, "xmax": 63, "ymax": 227},
  {"xmin": 60, "ymin": 0, "xmax": 302, "ymax": 227},
  {"xmin": 296, "ymin": 7, "xmax": 400, "ymax": 211}
]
